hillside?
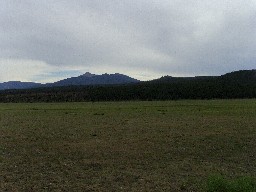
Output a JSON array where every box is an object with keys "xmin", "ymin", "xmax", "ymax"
[
  {"xmin": 0, "ymin": 70, "xmax": 255, "ymax": 102},
  {"xmin": 151, "ymin": 69, "xmax": 256, "ymax": 84},
  {"xmin": 220, "ymin": 69, "xmax": 256, "ymax": 82}
]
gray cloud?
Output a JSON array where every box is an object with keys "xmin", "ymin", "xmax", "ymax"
[{"xmin": 0, "ymin": 0, "xmax": 256, "ymax": 82}]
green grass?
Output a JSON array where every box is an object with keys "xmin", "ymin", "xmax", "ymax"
[
  {"xmin": 206, "ymin": 175, "xmax": 256, "ymax": 192},
  {"xmin": 1, "ymin": 100, "xmax": 256, "ymax": 191}
]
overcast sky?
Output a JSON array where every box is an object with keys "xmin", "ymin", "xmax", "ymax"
[{"xmin": 1, "ymin": 0, "xmax": 256, "ymax": 83}]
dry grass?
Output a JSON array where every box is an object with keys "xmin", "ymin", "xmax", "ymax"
[{"xmin": 1, "ymin": 100, "xmax": 256, "ymax": 191}]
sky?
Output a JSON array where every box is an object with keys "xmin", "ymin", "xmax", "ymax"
[{"xmin": 0, "ymin": 0, "xmax": 256, "ymax": 83}]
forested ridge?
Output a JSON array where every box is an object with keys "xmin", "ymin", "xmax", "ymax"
[{"xmin": 0, "ymin": 70, "xmax": 255, "ymax": 102}]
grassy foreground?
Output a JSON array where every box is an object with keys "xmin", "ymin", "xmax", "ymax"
[{"xmin": 0, "ymin": 100, "xmax": 256, "ymax": 191}]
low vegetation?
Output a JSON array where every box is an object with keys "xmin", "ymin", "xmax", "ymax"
[
  {"xmin": 206, "ymin": 175, "xmax": 256, "ymax": 192},
  {"xmin": 1, "ymin": 100, "xmax": 256, "ymax": 191}
]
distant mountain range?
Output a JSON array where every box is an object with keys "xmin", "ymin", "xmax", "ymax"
[
  {"xmin": 0, "ymin": 70, "xmax": 255, "ymax": 91},
  {"xmin": 0, "ymin": 81, "xmax": 41, "ymax": 90},
  {"xmin": 0, "ymin": 72, "xmax": 139, "ymax": 90},
  {"xmin": 0, "ymin": 69, "xmax": 256, "ymax": 102}
]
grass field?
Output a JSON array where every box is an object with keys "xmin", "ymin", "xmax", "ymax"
[{"xmin": 1, "ymin": 100, "xmax": 256, "ymax": 191}]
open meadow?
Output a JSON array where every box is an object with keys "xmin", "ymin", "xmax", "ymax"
[{"xmin": 1, "ymin": 100, "xmax": 256, "ymax": 191}]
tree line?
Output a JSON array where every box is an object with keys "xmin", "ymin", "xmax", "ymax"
[{"xmin": 0, "ymin": 76, "xmax": 255, "ymax": 102}]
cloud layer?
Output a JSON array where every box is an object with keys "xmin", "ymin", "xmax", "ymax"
[{"xmin": 1, "ymin": 0, "xmax": 256, "ymax": 82}]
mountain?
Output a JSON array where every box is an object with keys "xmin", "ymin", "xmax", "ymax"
[
  {"xmin": 0, "ymin": 69, "xmax": 255, "ymax": 102},
  {"xmin": 0, "ymin": 73, "xmax": 139, "ymax": 90},
  {"xmin": 47, "ymin": 73, "xmax": 140, "ymax": 87},
  {"xmin": 0, "ymin": 70, "xmax": 255, "ymax": 91},
  {"xmin": 0, "ymin": 81, "xmax": 41, "ymax": 90}
]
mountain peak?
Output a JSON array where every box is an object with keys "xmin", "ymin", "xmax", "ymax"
[
  {"xmin": 81, "ymin": 72, "xmax": 96, "ymax": 78},
  {"xmin": 51, "ymin": 72, "xmax": 140, "ymax": 87}
]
